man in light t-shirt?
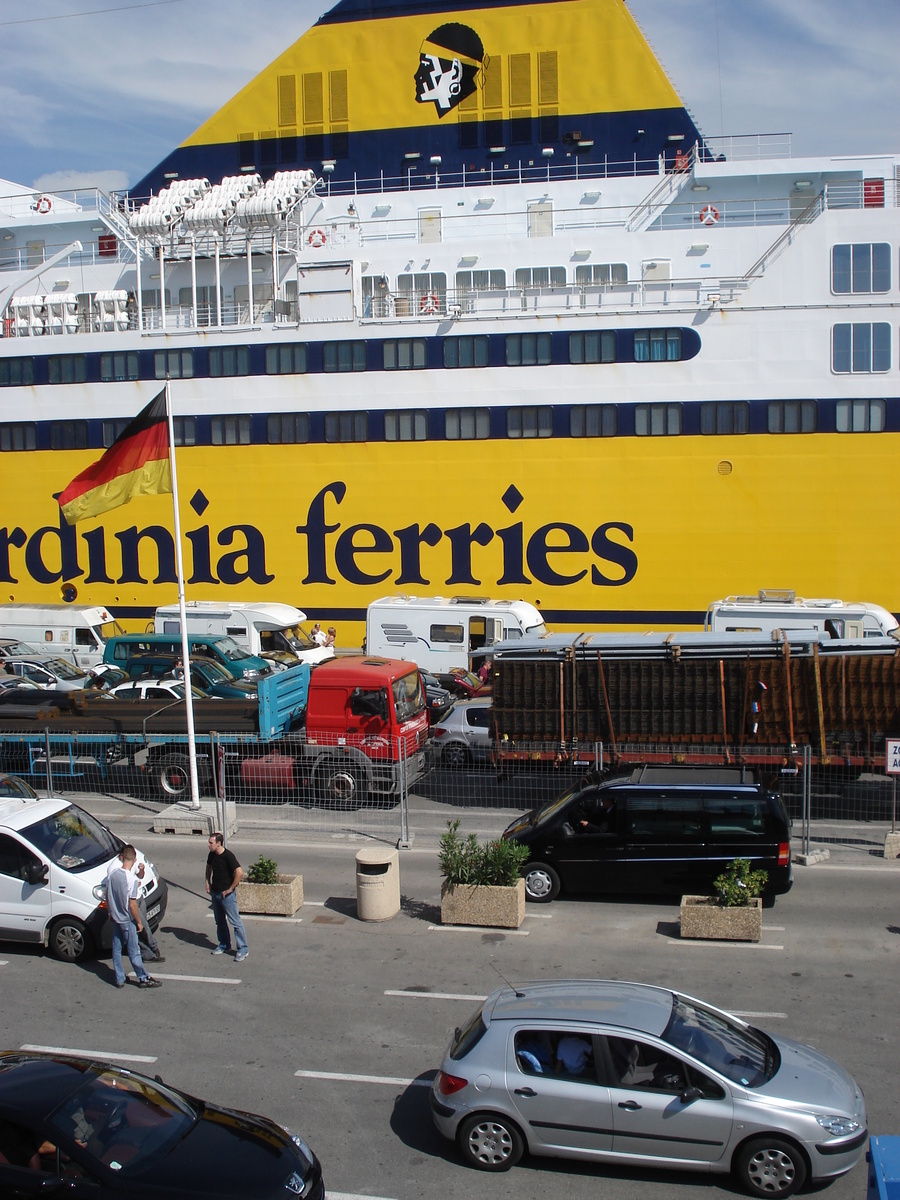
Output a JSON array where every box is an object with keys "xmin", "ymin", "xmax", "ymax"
[
  {"xmin": 107, "ymin": 846, "xmax": 161, "ymax": 990},
  {"xmin": 107, "ymin": 849, "xmax": 163, "ymax": 964}
]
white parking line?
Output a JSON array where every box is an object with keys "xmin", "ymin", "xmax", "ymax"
[
  {"xmin": 667, "ymin": 941, "xmax": 784, "ymax": 950},
  {"xmin": 385, "ymin": 990, "xmax": 487, "ymax": 1001},
  {"xmin": 148, "ymin": 973, "xmax": 242, "ymax": 984},
  {"xmin": 239, "ymin": 914, "xmax": 304, "ymax": 924},
  {"xmin": 731, "ymin": 1011, "xmax": 787, "ymax": 1020},
  {"xmin": 330, "ymin": 1192, "xmax": 398, "ymax": 1200},
  {"xmin": 428, "ymin": 925, "xmax": 529, "ymax": 935},
  {"xmin": 524, "ymin": 912, "xmax": 553, "ymax": 918},
  {"xmin": 295, "ymin": 1069, "xmax": 431, "ymax": 1087},
  {"xmin": 21, "ymin": 1044, "xmax": 157, "ymax": 1064}
]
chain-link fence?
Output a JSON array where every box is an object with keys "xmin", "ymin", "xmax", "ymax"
[{"xmin": 6, "ymin": 728, "xmax": 897, "ymax": 852}]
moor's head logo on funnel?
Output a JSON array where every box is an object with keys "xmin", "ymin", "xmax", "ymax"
[{"xmin": 414, "ymin": 23, "xmax": 486, "ymax": 117}]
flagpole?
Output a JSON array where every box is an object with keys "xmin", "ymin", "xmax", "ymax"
[{"xmin": 164, "ymin": 379, "xmax": 202, "ymax": 811}]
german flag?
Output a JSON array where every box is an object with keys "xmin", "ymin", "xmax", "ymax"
[{"xmin": 58, "ymin": 389, "xmax": 171, "ymax": 524}]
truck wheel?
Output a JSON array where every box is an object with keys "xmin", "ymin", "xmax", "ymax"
[
  {"xmin": 157, "ymin": 755, "xmax": 191, "ymax": 799},
  {"xmin": 49, "ymin": 917, "xmax": 93, "ymax": 963},
  {"xmin": 314, "ymin": 762, "xmax": 367, "ymax": 810},
  {"xmin": 522, "ymin": 861, "xmax": 561, "ymax": 903}
]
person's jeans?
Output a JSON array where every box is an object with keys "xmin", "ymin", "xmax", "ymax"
[
  {"xmin": 111, "ymin": 919, "xmax": 150, "ymax": 984},
  {"xmin": 210, "ymin": 890, "xmax": 248, "ymax": 954},
  {"xmin": 136, "ymin": 894, "xmax": 160, "ymax": 959}
]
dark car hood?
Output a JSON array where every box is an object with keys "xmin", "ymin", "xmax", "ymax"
[{"xmin": 128, "ymin": 1102, "xmax": 316, "ymax": 1197}]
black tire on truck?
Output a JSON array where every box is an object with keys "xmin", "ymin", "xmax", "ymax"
[{"xmin": 313, "ymin": 759, "xmax": 367, "ymax": 810}]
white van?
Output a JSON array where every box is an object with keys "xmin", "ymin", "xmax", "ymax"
[
  {"xmin": 0, "ymin": 785, "xmax": 167, "ymax": 963},
  {"xmin": 365, "ymin": 594, "xmax": 547, "ymax": 672},
  {"xmin": 0, "ymin": 604, "xmax": 122, "ymax": 669},
  {"xmin": 154, "ymin": 600, "xmax": 333, "ymax": 666},
  {"xmin": 704, "ymin": 590, "xmax": 899, "ymax": 639}
]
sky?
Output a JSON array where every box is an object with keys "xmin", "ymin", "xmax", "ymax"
[{"xmin": 2, "ymin": 0, "xmax": 898, "ymax": 194}]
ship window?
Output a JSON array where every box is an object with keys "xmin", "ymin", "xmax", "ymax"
[
  {"xmin": 445, "ymin": 408, "xmax": 490, "ymax": 439},
  {"xmin": 47, "ymin": 355, "xmax": 87, "ymax": 385},
  {"xmin": 634, "ymin": 329, "xmax": 682, "ymax": 362},
  {"xmin": 507, "ymin": 406, "xmax": 552, "ymax": 438},
  {"xmin": 154, "ymin": 349, "xmax": 193, "ymax": 379},
  {"xmin": 209, "ymin": 346, "xmax": 250, "ymax": 377},
  {"xmin": 102, "ymin": 419, "xmax": 129, "ymax": 447},
  {"xmin": 832, "ymin": 323, "xmax": 890, "ymax": 373},
  {"xmin": 361, "ymin": 276, "xmax": 394, "ymax": 319},
  {"xmin": 177, "ymin": 285, "xmax": 223, "ymax": 326},
  {"xmin": 325, "ymin": 412, "xmax": 367, "ymax": 442},
  {"xmin": 50, "ymin": 421, "xmax": 89, "ymax": 450},
  {"xmin": 211, "ymin": 416, "xmax": 251, "ymax": 445},
  {"xmin": 265, "ymin": 343, "xmax": 307, "ymax": 374},
  {"xmin": 0, "ymin": 423, "xmax": 37, "ymax": 451},
  {"xmin": 172, "ymin": 417, "xmax": 196, "ymax": 447},
  {"xmin": 515, "ymin": 266, "xmax": 566, "ymax": 288},
  {"xmin": 570, "ymin": 405, "xmax": 616, "ymax": 438},
  {"xmin": 443, "ymin": 336, "xmax": 489, "ymax": 368},
  {"xmin": 100, "ymin": 352, "xmax": 139, "ymax": 382},
  {"xmin": 267, "ymin": 413, "xmax": 310, "ymax": 444},
  {"xmin": 397, "ymin": 273, "xmax": 447, "ymax": 312},
  {"xmin": 383, "ymin": 340, "xmax": 427, "ymax": 370},
  {"xmin": 831, "ymin": 243, "xmax": 890, "ymax": 294},
  {"xmin": 385, "ymin": 410, "xmax": 427, "ymax": 440},
  {"xmin": 700, "ymin": 402, "xmax": 750, "ymax": 435},
  {"xmin": 836, "ymin": 399, "xmax": 886, "ymax": 433},
  {"xmin": 506, "ymin": 333, "xmax": 551, "ymax": 366},
  {"xmin": 323, "ymin": 341, "xmax": 366, "ymax": 372},
  {"xmin": 0, "ymin": 358, "xmax": 35, "ymax": 386},
  {"xmin": 575, "ymin": 263, "xmax": 628, "ymax": 286},
  {"xmin": 456, "ymin": 270, "xmax": 506, "ymax": 291},
  {"xmin": 569, "ymin": 331, "xmax": 616, "ymax": 364},
  {"xmin": 767, "ymin": 401, "xmax": 817, "ymax": 434},
  {"xmin": 635, "ymin": 404, "xmax": 682, "ymax": 436}
]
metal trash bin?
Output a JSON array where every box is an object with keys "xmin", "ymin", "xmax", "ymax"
[{"xmin": 355, "ymin": 846, "xmax": 400, "ymax": 921}]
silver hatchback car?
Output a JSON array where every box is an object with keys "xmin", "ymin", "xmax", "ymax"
[{"xmin": 431, "ymin": 980, "xmax": 866, "ymax": 1198}]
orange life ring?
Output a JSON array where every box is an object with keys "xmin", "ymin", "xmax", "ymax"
[
  {"xmin": 35, "ymin": 195, "xmax": 52, "ymax": 214},
  {"xmin": 699, "ymin": 204, "xmax": 719, "ymax": 226},
  {"xmin": 308, "ymin": 228, "xmax": 326, "ymax": 248},
  {"xmin": 420, "ymin": 293, "xmax": 439, "ymax": 315}
]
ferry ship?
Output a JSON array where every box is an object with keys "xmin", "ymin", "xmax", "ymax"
[{"xmin": 0, "ymin": 0, "xmax": 897, "ymax": 639}]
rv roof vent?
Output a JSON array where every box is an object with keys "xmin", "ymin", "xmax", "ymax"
[
  {"xmin": 758, "ymin": 589, "xmax": 797, "ymax": 603},
  {"xmin": 450, "ymin": 596, "xmax": 489, "ymax": 605}
]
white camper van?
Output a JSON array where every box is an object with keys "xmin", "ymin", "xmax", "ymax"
[
  {"xmin": 0, "ymin": 604, "xmax": 121, "ymax": 669},
  {"xmin": 153, "ymin": 600, "xmax": 333, "ymax": 665},
  {"xmin": 365, "ymin": 595, "xmax": 547, "ymax": 672},
  {"xmin": 704, "ymin": 590, "xmax": 899, "ymax": 639}
]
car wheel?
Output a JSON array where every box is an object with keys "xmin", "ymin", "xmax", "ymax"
[
  {"xmin": 314, "ymin": 762, "xmax": 366, "ymax": 810},
  {"xmin": 457, "ymin": 1113, "xmax": 524, "ymax": 1172},
  {"xmin": 442, "ymin": 742, "xmax": 470, "ymax": 769},
  {"xmin": 522, "ymin": 861, "xmax": 561, "ymax": 903},
  {"xmin": 735, "ymin": 1136, "xmax": 807, "ymax": 1198},
  {"xmin": 49, "ymin": 916, "xmax": 93, "ymax": 963}
]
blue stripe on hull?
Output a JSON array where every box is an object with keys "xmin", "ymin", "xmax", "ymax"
[{"xmin": 131, "ymin": 106, "xmax": 701, "ymax": 197}]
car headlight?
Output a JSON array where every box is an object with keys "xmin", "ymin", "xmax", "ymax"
[
  {"xmin": 92, "ymin": 883, "xmax": 107, "ymax": 902},
  {"xmin": 814, "ymin": 1114, "xmax": 860, "ymax": 1136}
]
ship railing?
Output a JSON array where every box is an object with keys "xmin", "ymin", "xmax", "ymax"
[
  {"xmin": 699, "ymin": 133, "xmax": 792, "ymax": 161},
  {"xmin": 138, "ymin": 300, "xmax": 298, "ymax": 331}
]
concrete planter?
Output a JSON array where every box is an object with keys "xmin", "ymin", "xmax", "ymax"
[
  {"xmin": 238, "ymin": 874, "xmax": 303, "ymax": 916},
  {"xmin": 680, "ymin": 895, "xmax": 762, "ymax": 942},
  {"xmin": 884, "ymin": 832, "xmax": 900, "ymax": 861},
  {"xmin": 440, "ymin": 878, "xmax": 525, "ymax": 929}
]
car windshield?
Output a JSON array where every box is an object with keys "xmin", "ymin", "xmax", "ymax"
[
  {"xmin": 531, "ymin": 778, "xmax": 591, "ymax": 827},
  {"xmin": 662, "ymin": 995, "xmax": 777, "ymax": 1087},
  {"xmin": 49, "ymin": 1069, "xmax": 197, "ymax": 1175},
  {"xmin": 281, "ymin": 625, "xmax": 316, "ymax": 651},
  {"xmin": 45, "ymin": 658, "xmax": 85, "ymax": 681},
  {"xmin": 194, "ymin": 660, "xmax": 235, "ymax": 682},
  {"xmin": 1, "ymin": 640, "xmax": 38, "ymax": 656},
  {"xmin": 392, "ymin": 670, "xmax": 425, "ymax": 723},
  {"xmin": 205, "ymin": 637, "xmax": 246, "ymax": 662},
  {"xmin": 0, "ymin": 774, "xmax": 38, "ymax": 798},
  {"xmin": 23, "ymin": 804, "xmax": 121, "ymax": 872}
]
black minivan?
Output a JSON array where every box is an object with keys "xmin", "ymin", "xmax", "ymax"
[{"xmin": 503, "ymin": 766, "xmax": 792, "ymax": 905}]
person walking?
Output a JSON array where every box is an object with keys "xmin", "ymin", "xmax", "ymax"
[
  {"xmin": 205, "ymin": 833, "xmax": 249, "ymax": 962},
  {"xmin": 107, "ymin": 850, "xmax": 164, "ymax": 964},
  {"xmin": 107, "ymin": 846, "xmax": 162, "ymax": 989}
]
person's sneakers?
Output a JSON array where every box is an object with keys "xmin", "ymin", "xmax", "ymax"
[
  {"xmin": 151, "ymin": 955, "xmax": 166, "ymax": 964},
  {"xmin": 138, "ymin": 977, "xmax": 162, "ymax": 989},
  {"xmin": 235, "ymin": 950, "xmax": 249, "ymax": 963},
  {"xmin": 115, "ymin": 980, "xmax": 126, "ymax": 989},
  {"xmin": 212, "ymin": 945, "xmax": 228, "ymax": 955}
]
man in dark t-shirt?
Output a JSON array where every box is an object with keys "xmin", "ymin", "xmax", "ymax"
[{"xmin": 205, "ymin": 833, "xmax": 249, "ymax": 962}]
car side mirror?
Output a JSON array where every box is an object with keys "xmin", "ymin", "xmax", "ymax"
[
  {"xmin": 680, "ymin": 1086, "xmax": 703, "ymax": 1104},
  {"xmin": 26, "ymin": 862, "xmax": 49, "ymax": 886}
]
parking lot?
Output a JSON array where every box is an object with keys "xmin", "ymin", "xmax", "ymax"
[{"xmin": 1, "ymin": 794, "xmax": 898, "ymax": 1200}]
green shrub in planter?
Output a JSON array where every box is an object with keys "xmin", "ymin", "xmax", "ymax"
[
  {"xmin": 439, "ymin": 819, "xmax": 529, "ymax": 888},
  {"xmin": 247, "ymin": 854, "xmax": 278, "ymax": 886},
  {"xmin": 713, "ymin": 858, "xmax": 768, "ymax": 907}
]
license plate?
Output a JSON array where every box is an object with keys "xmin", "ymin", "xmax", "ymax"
[{"xmin": 146, "ymin": 904, "xmax": 161, "ymax": 920}]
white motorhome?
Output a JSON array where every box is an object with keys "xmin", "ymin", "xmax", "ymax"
[
  {"xmin": 0, "ymin": 604, "xmax": 121, "ymax": 669},
  {"xmin": 153, "ymin": 600, "xmax": 333, "ymax": 665},
  {"xmin": 365, "ymin": 595, "xmax": 547, "ymax": 672},
  {"xmin": 704, "ymin": 590, "xmax": 899, "ymax": 640}
]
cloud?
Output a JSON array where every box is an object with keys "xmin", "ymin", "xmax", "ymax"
[{"xmin": 33, "ymin": 169, "xmax": 131, "ymax": 195}]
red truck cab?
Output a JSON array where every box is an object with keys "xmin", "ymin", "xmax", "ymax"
[{"xmin": 305, "ymin": 655, "xmax": 429, "ymax": 760}]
